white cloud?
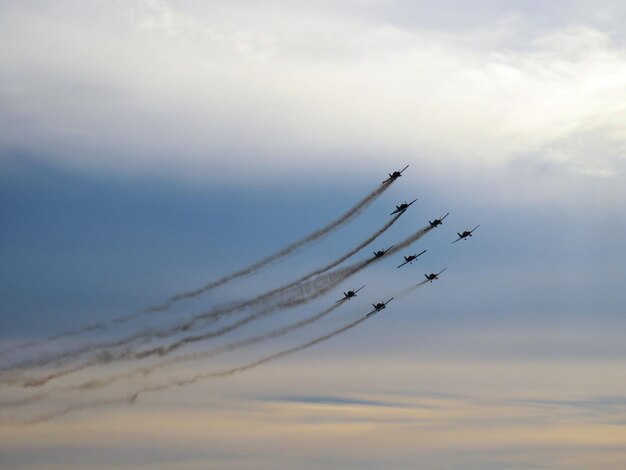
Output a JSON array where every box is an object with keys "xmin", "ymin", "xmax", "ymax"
[{"xmin": 0, "ymin": 1, "xmax": 625, "ymax": 196}]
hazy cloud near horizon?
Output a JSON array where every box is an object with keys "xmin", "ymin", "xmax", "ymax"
[
  {"xmin": 3, "ymin": 356, "xmax": 626, "ymax": 470},
  {"xmin": 1, "ymin": 0, "xmax": 625, "ymax": 188}
]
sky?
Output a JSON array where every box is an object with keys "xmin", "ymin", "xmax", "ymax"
[{"xmin": 1, "ymin": 1, "xmax": 626, "ymax": 469}]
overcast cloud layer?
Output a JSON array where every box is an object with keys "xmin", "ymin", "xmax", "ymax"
[{"xmin": 1, "ymin": 0, "xmax": 625, "ymax": 187}]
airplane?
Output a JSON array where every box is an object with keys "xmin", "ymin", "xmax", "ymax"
[
  {"xmin": 371, "ymin": 246, "xmax": 394, "ymax": 260},
  {"xmin": 372, "ymin": 245, "xmax": 393, "ymax": 260},
  {"xmin": 366, "ymin": 298, "xmax": 394, "ymax": 317},
  {"xmin": 390, "ymin": 198, "xmax": 418, "ymax": 215},
  {"xmin": 382, "ymin": 165, "xmax": 409, "ymax": 184},
  {"xmin": 452, "ymin": 225, "xmax": 480, "ymax": 244},
  {"xmin": 429, "ymin": 212, "xmax": 450, "ymax": 228},
  {"xmin": 424, "ymin": 268, "xmax": 446, "ymax": 282},
  {"xmin": 335, "ymin": 285, "xmax": 366, "ymax": 303},
  {"xmin": 397, "ymin": 249, "xmax": 427, "ymax": 268}
]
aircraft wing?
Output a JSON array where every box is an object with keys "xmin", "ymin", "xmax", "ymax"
[
  {"xmin": 440, "ymin": 212, "xmax": 450, "ymax": 221},
  {"xmin": 436, "ymin": 268, "xmax": 447, "ymax": 276},
  {"xmin": 390, "ymin": 200, "xmax": 417, "ymax": 215},
  {"xmin": 335, "ymin": 297, "xmax": 347, "ymax": 304},
  {"xmin": 399, "ymin": 164, "xmax": 409, "ymax": 174},
  {"xmin": 366, "ymin": 308, "xmax": 379, "ymax": 317},
  {"xmin": 451, "ymin": 236, "xmax": 463, "ymax": 244},
  {"xmin": 397, "ymin": 250, "xmax": 426, "ymax": 268},
  {"xmin": 354, "ymin": 285, "xmax": 366, "ymax": 294},
  {"xmin": 470, "ymin": 224, "xmax": 480, "ymax": 233},
  {"xmin": 384, "ymin": 298, "xmax": 394, "ymax": 306},
  {"xmin": 382, "ymin": 176, "xmax": 393, "ymax": 184}
]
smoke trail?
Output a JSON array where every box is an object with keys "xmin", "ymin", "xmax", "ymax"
[
  {"xmin": 8, "ymin": 274, "xmax": 435, "ymax": 414},
  {"xmin": 134, "ymin": 315, "xmax": 369, "ymax": 390},
  {"xmin": 150, "ymin": 184, "xmax": 393, "ymax": 311},
  {"xmin": 386, "ymin": 224, "xmax": 434, "ymax": 256},
  {"xmin": 0, "ymin": 323, "xmax": 108, "ymax": 360},
  {"xmin": 0, "ymin": 311, "xmax": 242, "ymax": 391},
  {"xmin": 106, "ymin": 214, "xmax": 403, "ymax": 362},
  {"xmin": 395, "ymin": 282, "xmax": 426, "ymax": 299},
  {"xmin": 131, "ymin": 292, "xmax": 337, "ymax": 360},
  {"xmin": 6, "ymin": 274, "xmax": 439, "ymax": 416},
  {"xmin": 23, "ymin": 314, "xmax": 370, "ymax": 425},
  {"xmin": 1, "ymin": 213, "xmax": 401, "ymax": 375},
  {"xmin": 0, "ymin": 341, "xmax": 38, "ymax": 357},
  {"xmin": 0, "ymin": 261, "xmax": 362, "ymax": 383},
  {"xmin": 119, "ymin": 220, "xmax": 431, "ymax": 352},
  {"xmin": 4, "ymin": 181, "xmax": 394, "ymax": 360},
  {"xmin": 2, "ymin": 222, "xmax": 433, "ymax": 382},
  {"xmin": 273, "ymin": 212, "xmax": 403, "ymax": 292},
  {"xmin": 14, "ymin": 365, "xmax": 89, "ymax": 389},
  {"xmin": 0, "ymin": 392, "xmax": 49, "ymax": 408},
  {"xmin": 71, "ymin": 279, "xmax": 351, "ymax": 378},
  {"xmin": 72, "ymin": 302, "xmax": 345, "ymax": 392},
  {"xmin": 20, "ymin": 396, "xmax": 136, "ymax": 426},
  {"xmin": 1, "ymin": 302, "xmax": 347, "ymax": 407},
  {"xmin": 7, "ymin": 274, "xmax": 432, "ymax": 402},
  {"xmin": 0, "ymin": 262, "xmax": 359, "ymax": 375}
]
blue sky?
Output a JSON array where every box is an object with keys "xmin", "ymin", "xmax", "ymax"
[
  {"xmin": 2, "ymin": 151, "xmax": 623, "ymax": 340},
  {"xmin": 1, "ymin": 1, "xmax": 626, "ymax": 469}
]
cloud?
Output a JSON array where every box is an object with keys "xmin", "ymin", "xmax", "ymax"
[
  {"xmin": 264, "ymin": 394, "xmax": 408, "ymax": 409},
  {"xmin": 0, "ymin": 1, "xmax": 625, "ymax": 198},
  {"xmin": 4, "ymin": 357, "xmax": 626, "ymax": 469}
]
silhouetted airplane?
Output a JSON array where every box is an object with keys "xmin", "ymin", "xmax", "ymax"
[
  {"xmin": 371, "ymin": 246, "xmax": 394, "ymax": 260},
  {"xmin": 429, "ymin": 212, "xmax": 449, "ymax": 227},
  {"xmin": 335, "ymin": 285, "xmax": 366, "ymax": 303},
  {"xmin": 382, "ymin": 165, "xmax": 409, "ymax": 184},
  {"xmin": 397, "ymin": 249, "xmax": 427, "ymax": 268},
  {"xmin": 367, "ymin": 298, "xmax": 394, "ymax": 317},
  {"xmin": 390, "ymin": 198, "xmax": 418, "ymax": 215},
  {"xmin": 424, "ymin": 269, "xmax": 446, "ymax": 282},
  {"xmin": 452, "ymin": 225, "xmax": 480, "ymax": 244}
]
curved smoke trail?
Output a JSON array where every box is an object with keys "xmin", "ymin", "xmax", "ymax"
[
  {"xmin": 79, "ymin": 302, "xmax": 345, "ymax": 391},
  {"xmin": 2, "ymin": 260, "xmax": 365, "ymax": 387},
  {"xmin": 1, "ymin": 180, "xmax": 395, "ymax": 359},
  {"xmin": 5, "ymin": 274, "xmax": 436, "ymax": 414},
  {"xmin": 2, "ymin": 221, "xmax": 433, "ymax": 385},
  {"xmin": 0, "ymin": 213, "xmax": 402, "ymax": 377},
  {"xmin": 23, "ymin": 314, "xmax": 370, "ymax": 425},
  {"xmin": 0, "ymin": 260, "xmax": 363, "ymax": 377},
  {"xmin": 4, "ymin": 302, "xmax": 346, "ymax": 406},
  {"xmin": 147, "ymin": 183, "xmax": 395, "ymax": 310}
]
